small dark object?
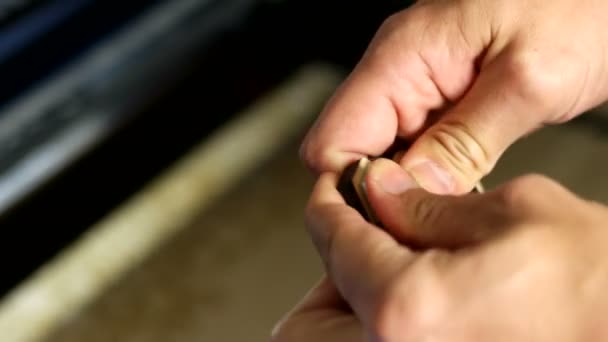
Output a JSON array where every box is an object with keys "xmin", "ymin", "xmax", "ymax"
[
  {"xmin": 336, "ymin": 157, "xmax": 381, "ymax": 226},
  {"xmin": 336, "ymin": 160, "xmax": 367, "ymax": 217},
  {"xmin": 337, "ymin": 157, "xmax": 485, "ymax": 227}
]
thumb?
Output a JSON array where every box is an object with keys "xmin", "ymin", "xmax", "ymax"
[
  {"xmin": 400, "ymin": 53, "xmax": 545, "ymax": 194},
  {"xmin": 365, "ymin": 158, "xmax": 515, "ymax": 248}
]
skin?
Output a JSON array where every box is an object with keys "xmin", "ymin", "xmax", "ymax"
[
  {"xmin": 300, "ymin": 0, "xmax": 608, "ymax": 194},
  {"xmin": 273, "ymin": 160, "xmax": 608, "ymax": 341},
  {"xmin": 276, "ymin": 0, "xmax": 608, "ymax": 340}
]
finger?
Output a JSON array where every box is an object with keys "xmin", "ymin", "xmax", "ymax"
[
  {"xmin": 306, "ymin": 173, "xmax": 416, "ymax": 325},
  {"xmin": 365, "ymin": 158, "xmax": 518, "ymax": 248},
  {"xmin": 299, "ymin": 14, "xmax": 457, "ymax": 173},
  {"xmin": 272, "ymin": 276, "xmax": 363, "ymax": 342},
  {"xmin": 299, "ymin": 65, "xmax": 405, "ymax": 174},
  {"xmin": 300, "ymin": 2, "xmax": 494, "ymax": 176},
  {"xmin": 399, "ymin": 50, "xmax": 550, "ymax": 194}
]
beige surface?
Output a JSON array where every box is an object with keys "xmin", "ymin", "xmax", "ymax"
[
  {"xmin": 486, "ymin": 122, "xmax": 608, "ymax": 202},
  {"xmin": 0, "ymin": 64, "xmax": 342, "ymax": 342},
  {"xmin": 46, "ymin": 141, "xmax": 321, "ymax": 342},
  {"xmin": 42, "ymin": 121, "xmax": 608, "ymax": 342}
]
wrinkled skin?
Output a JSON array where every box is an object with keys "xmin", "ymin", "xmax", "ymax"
[
  {"xmin": 301, "ymin": 0, "xmax": 608, "ymax": 194},
  {"xmin": 274, "ymin": 160, "xmax": 608, "ymax": 341},
  {"xmin": 276, "ymin": 0, "xmax": 608, "ymax": 340}
]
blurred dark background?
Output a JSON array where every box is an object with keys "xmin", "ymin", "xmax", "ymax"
[{"xmin": 0, "ymin": 1, "xmax": 412, "ymax": 296}]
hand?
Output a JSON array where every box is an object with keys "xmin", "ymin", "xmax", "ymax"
[
  {"xmin": 272, "ymin": 276, "xmax": 364, "ymax": 342},
  {"xmin": 301, "ymin": 0, "xmax": 608, "ymax": 194},
  {"xmin": 274, "ymin": 159, "xmax": 608, "ymax": 341}
]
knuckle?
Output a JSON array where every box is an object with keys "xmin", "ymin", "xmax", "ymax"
[
  {"xmin": 379, "ymin": 9, "xmax": 421, "ymax": 36},
  {"xmin": 504, "ymin": 52, "xmax": 560, "ymax": 113},
  {"xmin": 370, "ymin": 12, "xmax": 417, "ymax": 64},
  {"xmin": 375, "ymin": 8, "xmax": 429, "ymax": 50},
  {"xmin": 508, "ymin": 173, "xmax": 553, "ymax": 191},
  {"xmin": 494, "ymin": 174, "xmax": 558, "ymax": 215},
  {"xmin": 495, "ymin": 174, "xmax": 585, "ymax": 227},
  {"xmin": 495, "ymin": 174, "xmax": 540, "ymax": 210},
  {"xmin": 380, "ymin": 12, "xmax": 403, "ymax": 33},
  {"xmin": 513, "ymin": 173, "xmax": 560, "ymax": 190},
  {"xmin": 505, "ymin": 52, "xmax": 542, "ymax": 93},
  {"xmin": 406, "ymin": 191, "xmax": 445, "ymax": 242},
  {"xmin": 429, "ymin": 120, "xmax": 492, "ymax": 178}
]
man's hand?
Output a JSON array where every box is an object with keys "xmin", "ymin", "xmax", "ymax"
[
  {"xmin": 271, "ymin": 277, "xmax": 364, "ymax": 342},
  {"xmin": 274, "ymin": 160, "xmax": 608, "ymax": 341},
  {"xmin": 300, "ymin": 0, "xmax": 608, "ymax": 194}
]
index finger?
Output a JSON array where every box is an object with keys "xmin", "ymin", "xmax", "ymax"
[
  {"xmin": 299, "ymin": 8, "xmax": 451, "ymax": 175},
  {"xmin": 305, "ymin": 173, "xmax": 417, "ymax": 326},
  {"xmin": 299, "ymin": 68, "xmax": 401, "ymax": 173}
]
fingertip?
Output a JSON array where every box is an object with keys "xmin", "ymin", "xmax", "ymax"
[
  {"xmin": 300, "ymin": 138, "xmax": 365, "ymax": 175},
  {"xmin": 364, "ymin": 158, "xmax": 421, "ymax": 241}
]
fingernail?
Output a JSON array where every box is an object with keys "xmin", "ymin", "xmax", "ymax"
[
  {"xmin": 407, "ymin": 160, "xmax": 454, "ymax": 194},
  {"xmin": 369, "ymin": 159, "xmax": 417, "ymax": 195}
]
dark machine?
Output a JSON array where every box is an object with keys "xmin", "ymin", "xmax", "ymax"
[{"xmin": 0, "ymin": 0, "xmax": 407, "ymax": 297}]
